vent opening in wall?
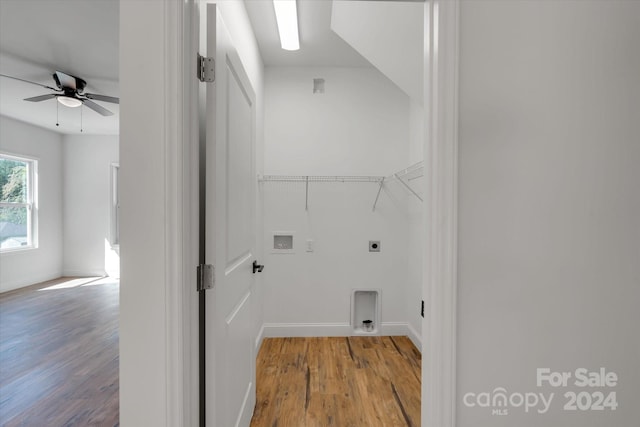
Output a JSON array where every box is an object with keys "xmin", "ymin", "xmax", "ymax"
[{"xmin": 313, "ymin": 78, "xmax": 325, "ymax": 94}]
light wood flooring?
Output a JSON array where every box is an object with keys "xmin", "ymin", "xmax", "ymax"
[
  {"xmin": 250, "ymin": 336, "xmax": 421, "ymax": 427},
  {"xmin": 0, "ymin": 277, "xmax": 119, "ymax": 427}
]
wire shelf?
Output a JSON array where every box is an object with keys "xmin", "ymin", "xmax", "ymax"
[
  {"xmin": 259, "ymin": 162, "xmax": 424, "ymax": 211},
  {"xmin": 259, "ymin": 175, "xmax": 384, "ymax": 183}
]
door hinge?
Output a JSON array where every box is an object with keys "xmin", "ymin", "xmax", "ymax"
[
  {"xmin": 197, "ymin": 264, "xmax": 215, "ymax": 291},
  {"xmin": 197, "ymin": 54, "xmax": 215, "ymax": 83},
  {"xmin": 421, "ymin": 300, "xmax": 424, "ymax": 318}
]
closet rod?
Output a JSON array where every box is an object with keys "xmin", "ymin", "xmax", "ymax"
[
  {"xmin": 259, "ymin": 175, "xmax": 384, "ymax": 183},
  {"xmin": 259, "ymin": 174, "xmax": 384, "ymax": 211}
]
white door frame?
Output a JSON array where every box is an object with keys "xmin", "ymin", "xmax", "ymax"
[
  {"xmin": 166, "ymin": 0, "xmax": 201, "ymax": 425},
  {"xmin": 119, "ymin": 0, "xmax": 199, "ymax": 425},
  {"xmin": 120, "ymin": 0, "xmax": 460, "ymax": 425},
  {"xmin": 422, "ymin": 1, "xmax": 460, "ymax": 426}
]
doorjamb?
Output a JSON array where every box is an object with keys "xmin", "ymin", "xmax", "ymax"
[
  {"xmin": 164, "ymin": 0, "xmax": 197, "ymax": 426},
  {"xmin": 164, "ymin": 0, "xmax": 200, "ymax": 425},
  {"xmin": 422, "ymin": 1, "xmax": 459, "ymax": 427},
  {"xmin": 182, "ymin": 1, "xmax": 201, "ymax": 426}
]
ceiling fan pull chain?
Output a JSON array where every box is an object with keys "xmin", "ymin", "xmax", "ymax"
[
  {"xmin": 56, "ymin": 100, "xmax": 59, "ymax": 127},
  {"xmin": 80, "ymin": 104, "xmax": 84, "ymax": 133}
]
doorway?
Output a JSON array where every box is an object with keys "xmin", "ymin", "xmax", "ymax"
[{"xmin": 201, "ymin": 1, "xmax": 427, "ymax": 425}]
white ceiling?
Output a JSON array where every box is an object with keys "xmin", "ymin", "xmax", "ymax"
[
  {"xmin": 244, "ymin": 0, "xmax": 371, "ymax": 67},
  {"xmin": 0, "ymin": 0, "xmax": 119, "ymax": 135},
  {"xmin": 0, "ymin": 0, "xmax": 390, "ymax": 135},
  {"xmin": 331, "ymin": 0, "xmax": 424, "ymax": 103}
]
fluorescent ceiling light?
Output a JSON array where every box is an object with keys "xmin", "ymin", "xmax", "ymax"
[
  {"xmin": 57, "ymin": 96, "xmax": 82, "ymax": 108},
  {"xmin": 273, "ymin": 0, "xmax": 300, "ymax": 51}
]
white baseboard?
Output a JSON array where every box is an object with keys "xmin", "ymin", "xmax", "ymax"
[
  {"xmin": 62, "ymin": 270, "xmax": 107, "ymax": 277},
  {"xmin": 0, "ymin": 271, "xmax": 62, "ymax": 293},
  {"xmin": 380, "ymin": 322, "xmax": 410, "ymax": 336},
  {"xmin": 263, "ymin": 322, "xmax": 352, "ymax": 337},
  {"xmin": 255, "ymin": 324, "xmax": 265, "ymax": 352},
  {"xmin": 262, "ymin": 322, "xmax": 418, "ymax": 339},
  {"xmin": 407, "ymin": 322, "xmax": 422, "ymax": 350}
]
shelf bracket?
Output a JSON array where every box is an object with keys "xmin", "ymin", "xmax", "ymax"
[
  {"xmin": 372, "ymin": 177, "xmax": 385, "ymax": 211},
  {"xmin": 395, "ymin": 173, "xmax": 423, "ymax": 202}
]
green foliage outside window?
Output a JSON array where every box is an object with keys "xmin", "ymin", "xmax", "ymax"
[
  {"xmin": 0, "ymin": 158, "xmax": 28, "ymax": 237},
  {"xmin": 1, "ymin": 162, "xmax": 26, "ymax": 203}
]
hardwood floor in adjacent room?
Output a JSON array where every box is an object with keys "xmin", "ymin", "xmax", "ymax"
[
  {"xmin": 0, "ymin": 277, "xmax": 119, "ymax": 427},
  {"xmin": 250, "ymin": 336, "xmax": 421, "ymax": 427}
]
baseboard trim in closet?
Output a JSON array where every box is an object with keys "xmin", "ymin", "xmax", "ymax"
[
  {"xmin": 262, "ymin": 322, "xmax": 417, "ymax": 340},
  {"xmin": 379, "ymin": 322, "xmax": 409, "ymax": 336},
  {"xmin": 263, "ymin": 322, "xmax": 352, "ymax": 337},
  {"xmin": 406, "ymin": 322, "xmax": 422, "ymax": 350}
]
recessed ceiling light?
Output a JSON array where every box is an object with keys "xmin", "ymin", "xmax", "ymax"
[
  {"xmin": 57, "ymin": 96, "xmax": 82, "ymax": 108},
  {"xmin": 273, "ymin": 0, "xmax": 300, "ymax": 51}
]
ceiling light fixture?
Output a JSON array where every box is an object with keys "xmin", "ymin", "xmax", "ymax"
[
  {"xmin": 273, "ymin": 0, "xmax": 300, "ymax": 51},
  {"xmin": 57, "ymin": 96, "xmax": 82, "ymax": 108}
]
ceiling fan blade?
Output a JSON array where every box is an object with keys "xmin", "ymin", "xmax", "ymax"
[
  {"xmin": 24, "ymin": 94, "xmax": 57, "ymax": 102},
  {"xmin": 84, "ymin": 93, "xmax": 119, "ymax": 104},
  {"xmin": 55, "ymin": 71, "xmax": 77, "ymax": 90},
  {"xmin": 1, "ymin": 73, "xmax": 60, "ymax": 92},
  {"xmin": 83, "ymin": 99, "xmax": 114, "ymax": 116}
]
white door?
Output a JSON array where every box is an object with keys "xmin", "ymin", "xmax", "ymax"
[{"xmin": 202, "ymin": 4, "xmax": 257, "ymax": 426}]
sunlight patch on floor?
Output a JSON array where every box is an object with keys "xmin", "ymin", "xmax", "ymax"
[
  {"xmin": 81, "ymin": 277, "xmax": 119, "ymax": 287},
  {"xmin": 38, "ymin": 277, "xmax": 104, "ymax": 291}
]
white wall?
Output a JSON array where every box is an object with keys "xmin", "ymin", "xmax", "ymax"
[
  {"xmin": 265, "ymin": 67, "xmax": 410, "ymax": 175},
  {"xmin": 263, "ymin": 67, "xmax": 415, "ymax": 336},
  {"xmin": 0, "ymin": 115, "xmax": 63, "ymax": 292},
  {"xmin": 457, "ymin": 1, "xmax": 640, "ymax": 426},
  {"xmin": 63, "ymin": 134, "xmax": 119, "ymax": 277}
]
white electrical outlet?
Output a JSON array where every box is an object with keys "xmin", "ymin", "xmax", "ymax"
[{"xmin": 306, "ymin": 239, "xmax": 314, "ymax": 252}]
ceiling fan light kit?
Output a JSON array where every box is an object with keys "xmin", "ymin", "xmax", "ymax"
[
  {"xmin": 0, "ymin": 70, "xmax": 119, "ymax": 121},
  {"xmin": 57, "ymin": 96, "xmax": 82, "ymax": 108}
]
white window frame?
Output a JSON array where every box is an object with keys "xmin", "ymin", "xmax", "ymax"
[
  {"xmin": 110, "ymin": 163, "xmax": 120, "ymax": 247},
  {"xmin": 0, "ymin": 152, "xmax": 38, "ymax": 252}
]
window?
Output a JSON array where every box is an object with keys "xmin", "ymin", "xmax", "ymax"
[{"xmin": 0, "ymin": 153, "xmax": 37, "ymax": 251}]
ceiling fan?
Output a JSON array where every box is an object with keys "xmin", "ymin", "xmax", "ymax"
[{"xmin": 0, "ymin": 70, "xmax": 118, "ymax": 116}]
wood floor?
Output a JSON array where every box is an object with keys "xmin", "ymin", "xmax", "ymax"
[
  {"xmin": 1, "ymin": 278, "xmax": 420, "ymax": 426},
  {"xmin": 250, "ymin": 336, "xmax": 421, "ymax": 427},
  {"xmin": 0, "ymin": 277, "xmax": 119, "ymax": 427}
]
